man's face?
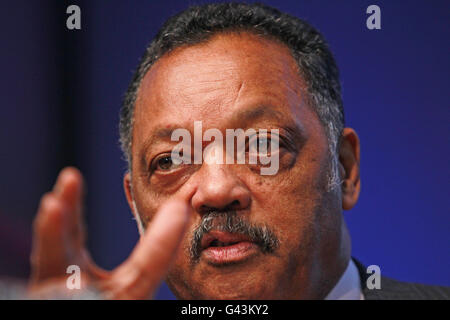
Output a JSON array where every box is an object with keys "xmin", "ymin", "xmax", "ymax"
[{"xmin": 127, "ymin": 33, "xmax": 349, "ymax": 299}]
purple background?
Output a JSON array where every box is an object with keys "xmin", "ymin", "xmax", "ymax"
[{"xmin": 0, "ymin": 1, "xmax": 448, "ymax": 299}]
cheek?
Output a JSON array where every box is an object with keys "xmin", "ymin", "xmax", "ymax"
[
  {"xmin": 165, "ymin": 218, "xmax": 203, "ymax": 295},
  {"xmin": 132, "ymin": 169, "xmax": 183, "ymax": 226},
  {"xmin": 169, "ymin": 213, "xmax": 201, "ymax": 263},
  {"xmin": 249, "ymin": 147, "xmax": 330, "ymax": 247},
  {"xmin": 131, "ymin": 186, "xmax": 163, "ymax": 229}
]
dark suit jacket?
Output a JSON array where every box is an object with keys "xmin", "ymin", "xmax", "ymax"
[{"xmin": 353, "ymin": 258, "xmax": 450, "ymax": 300}]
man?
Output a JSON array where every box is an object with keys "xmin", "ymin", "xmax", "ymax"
[{"xmin": 28, "ymin": 2, "xmax": 449, "ymax": 299}]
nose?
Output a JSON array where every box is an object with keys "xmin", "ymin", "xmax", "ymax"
[{"xmin": 191, "ymin": 163, "xmax": 251, "ymax": 214}]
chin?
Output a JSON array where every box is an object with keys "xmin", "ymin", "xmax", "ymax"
[
  {"xmin": 169, "ymin": 271, "xmax": 280, "ymax": 300},
  {"xmin": 167, "ymin": 252, "xmax": 287, "ymax": 299},
  {"xmin": 177, "ymin": 286, "xmax": 276, "ymax": 300}
]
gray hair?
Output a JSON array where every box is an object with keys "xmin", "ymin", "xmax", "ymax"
[{"xmin": 189, "ymin": 210, "xmax": 279, "ymax": 264}]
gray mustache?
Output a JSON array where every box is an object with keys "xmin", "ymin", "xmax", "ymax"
[{"xmin": 189, "ymin": 211, "xmax": 279, "ymax": 263}]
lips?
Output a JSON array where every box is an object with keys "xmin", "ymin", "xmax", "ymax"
[
  {"xmin": 201, "ymin": 231, "xmax": 252, "ymax": 249},
  {"xmin": 200, "ymin": 230, "xmax": 259, "ymax": 265}
]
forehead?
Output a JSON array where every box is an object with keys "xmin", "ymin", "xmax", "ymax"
[{"xmin": 133, "ymin": 32, "xmax": 311, "ymax": 142}]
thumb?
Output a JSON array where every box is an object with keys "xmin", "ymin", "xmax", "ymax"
[{"xmin": 104, "ymin": 199, "xmax": 191, "ymax": 299}]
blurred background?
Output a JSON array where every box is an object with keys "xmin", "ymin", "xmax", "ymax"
[{"xmin": 0, "ymin": 0, "xmax": 448, "ymax": 299}]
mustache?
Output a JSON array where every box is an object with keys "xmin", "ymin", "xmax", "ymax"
[{"xmin": 189, "ymin": 210, "xmax": 279, "ymax": 263}]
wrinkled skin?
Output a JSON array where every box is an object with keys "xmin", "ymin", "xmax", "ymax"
[
  {"xmin": 29, "ymin": 32, "xmax": 360, "ymax": 300},
  {"xmin": 123, "ymin": 32, "xmax": 361, "ymax": 299}
]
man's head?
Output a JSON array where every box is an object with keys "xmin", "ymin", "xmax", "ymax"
[{"xmin": 120, "ymin": 2, "xmax": 360, "ymax": 299}]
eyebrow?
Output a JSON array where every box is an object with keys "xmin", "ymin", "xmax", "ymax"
[
  {"xmin": 139, "ymin": 105, "xmax": 302, "ymax": 162},
  {"xmin": 229, "ymin": 105, "xmax": 285, "ymax": 125},
  {"xmin": 139, "ymin": 125, "xmax": 183, "ymax": 163},
  {"xmin": 230, "ymin": 105, "xmax": 307, "ymax": 151}
]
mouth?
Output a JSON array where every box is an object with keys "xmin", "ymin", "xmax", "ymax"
[{"xmin": 200, "ymin": 230, "xmax": 259, "ymax": 265}]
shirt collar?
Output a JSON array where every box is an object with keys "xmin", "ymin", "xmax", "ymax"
[{"xmin": 325, "ymin": 259, "xmax": 364, "ymax": 300}]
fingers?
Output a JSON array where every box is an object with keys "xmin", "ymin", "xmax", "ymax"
[
  {"xmin": 53, "ymin": 167, "xmax": 84, "ymax": 218},
  {"xmin": 30, "ymin": 167, "xmax": 87, "ymax": 283},
  {"xmin": 30, "ymin": 168, "xmax": 192, "ymax": 299},
  {"xmin": 30, "ymin": 192, "xmax": 68, "ymax": 281},
  {"xmin": 107, "ymin": 200, "xmax": 191, "ymax": 299},
  {"xmin": 53, "ymin": 167, "xmax": 86, "ymax": 247}
]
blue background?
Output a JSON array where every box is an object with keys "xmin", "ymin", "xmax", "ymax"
[{"xmin": 0, "ymin": 1, "xmax": 448, "ymax": 299}]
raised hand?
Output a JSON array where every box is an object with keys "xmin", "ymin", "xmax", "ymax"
[{"xmin": 29, "ymin": 167, "xmax": 191, "ymax": 299}]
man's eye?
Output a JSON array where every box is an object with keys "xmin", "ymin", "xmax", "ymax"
[
  {"xmin": 247, "ymin": 135, "xmax": 280, "ymax": 155},
  {"xmin": 152, "ymin": 154, "xmax": 179, "ymax": 172},
  {"xmin": 258, "ymin": 137, "xmax": 270, "ymax": 153}
]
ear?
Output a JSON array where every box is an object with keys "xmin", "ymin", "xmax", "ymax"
[
  {"xmin": 123, "ymin": 172, "xmax": 134, "ymax": 214},
  {"xmin": 338, "ymin": 128, "xmax": 361, "ymax": 210}
]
